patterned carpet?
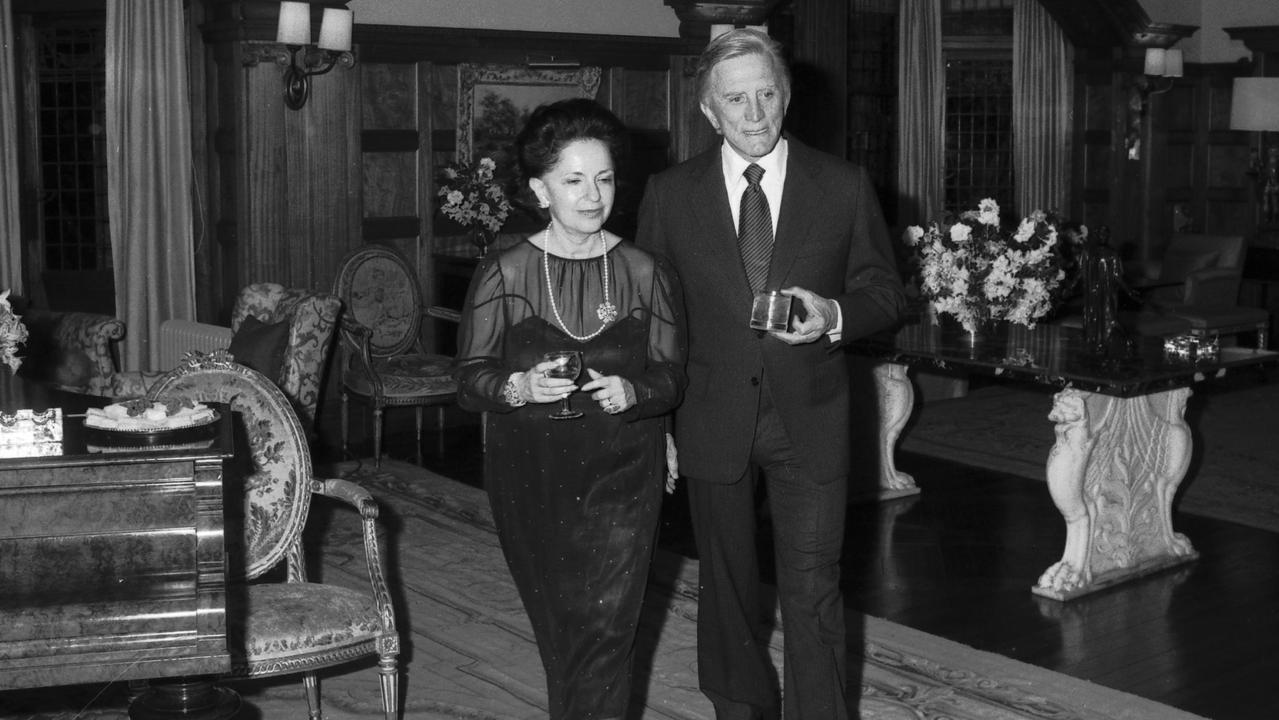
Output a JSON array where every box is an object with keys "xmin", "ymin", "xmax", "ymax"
[
  {"xmin": 2, "ymin": 459, "xmax": 1206, "ymax": 719},
  {"xmin": 897, "ymin": 375, "xmax": 1279, "ymax": 533}
]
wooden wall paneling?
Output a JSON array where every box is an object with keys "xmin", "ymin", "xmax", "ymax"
[
  {"xmin": 243, "ymin": 47, "xmax": 290, "ymax": 301},
  {"xmin": 1147, "ymin": 83, "xmax": 1194, "ymax": 251},
  {"xmin": 419, "ymin": 60, "xmax": 445, "ymax": 353},
  {"xmin": 362, "ymin": 63, "xmax": 418, "ymax": 128},
  {"xmin": 1074, "ymin": 67, "xmax": 1116, "ymax": 238},
  {"xmin": 363, "ymin": 152, "xmax": 419, "ymax": 217},
  {"xmin": 208, "ymin": 41, "xmax": 240, "ymax": 323},
  {"xmin": 669, "ymin": 55, "xmax": 716, "ymax": 164},
  {"xmin": 598, "ymin": 68, "xmax": 673, "ymax": 240},
  {"xmin": 786, "ymin": 0, "xmax": 848, "ymax": 156},
  {"xmin": 301, "ymin": 54, "xmax": 361, "ymax": 292}
]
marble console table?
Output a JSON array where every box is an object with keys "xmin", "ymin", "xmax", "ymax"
[{"xmin": 854, "ymin": 318, "xmax": 1278, "ymax": 601}]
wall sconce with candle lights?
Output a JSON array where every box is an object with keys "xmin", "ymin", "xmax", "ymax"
[
  {"xmin": 276, "ymin": 2, "xmax": 355, "ymax": 110},
  {"xmin": 1127, "ymin": 47, "xmax": 1183, "ymax": 160},
  {"xmin": 1230, "ymin": 77, "xmax": 1279, "ymax": 225}
]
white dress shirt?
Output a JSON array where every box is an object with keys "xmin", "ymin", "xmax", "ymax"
[{"xmin": 717, "ymin": 138, "xmax": 844, "ymax": 340}]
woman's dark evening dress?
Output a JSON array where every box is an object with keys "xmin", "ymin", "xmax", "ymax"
[{"xmin": 454, "ymin": 239, "xmax": 685, "ymax": 720}]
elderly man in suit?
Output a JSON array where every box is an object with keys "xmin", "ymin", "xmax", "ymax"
[{"xmin": 636, "ymin": 28, "xmax": 905, "ymax": 720}]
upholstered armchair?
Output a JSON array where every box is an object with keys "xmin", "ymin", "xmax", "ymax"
[
  {"xmin": 109, "ymin": 283, "xmax": 341, "ymax": 429},
  {"xmin": 1128, "ymin": 234, "xmax": 1269, "ymax": 347},
  {"xmin": 144, "ymin": 351, "xmax": 399, "ymax": 719},
  {"xmin": 17, "ymin": 307, "xmax": 125, "ymax": 396},
  {"xmin": 229, "ymin": 282, "xmax": 342, "ymax": 429}
]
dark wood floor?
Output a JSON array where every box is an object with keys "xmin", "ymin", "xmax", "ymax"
[{"xmin": 325, "ymin": 402, "xmax": 1279, "ymax": 720}]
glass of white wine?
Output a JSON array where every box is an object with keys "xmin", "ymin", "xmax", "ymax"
[{"xmin": 543, "ymin": 350, "xmax": 583, "ymax": 420}]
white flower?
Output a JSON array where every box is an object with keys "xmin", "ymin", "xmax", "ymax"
[
  {"xmin": 903, "ymin": 200, "xmax": 1066, "ymax": 330},
  {"xmin": 904, "ymin": 225, "xmax": 925, "ymax": 247},
  {"xmin": 0, "ymin": 289, "xmax": 28, "ymax": 373},
  {"xmin": 978, "ymin": 198, "xmax": 1000, "ymax": 226},
  {"xmin": 438, "ymin": 157, "xmax": 511, "ymax": 232}
]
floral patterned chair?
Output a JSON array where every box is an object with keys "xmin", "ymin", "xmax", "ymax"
[
  {"xmin": 332, "ymin": 245, "xmax": 457, "ymax": 467},
  {"xmin": 110, "ymin": 283, "xmax": 341, "ymax": 431},
  {"xmin": 16, "ymin": 307, "xmax": 126, "ymax": 396},
  {"xmin": 145, "ymin": 351, "xmax": 399, "ymax": 720},
  {"xmin": 229, "ymin": 282, "xmax": 342, "ymax": 429}
]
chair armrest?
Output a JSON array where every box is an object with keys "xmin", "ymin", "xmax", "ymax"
[
  {"xmin": 313, "ymin": 477, "xmax": 397, "ymax": 632},
  {"xmin": 1184, "ymin": 268, "xmax": 1241, "ymax": 307},
  {"xmin": 314, "ymin": 477, "xmax": 378, "ymax": 517},
  {"xmin": 1125, "ymin": 259, "xmax": 1162, "ymax": 284},
  {"xmin": 336, "ymin": 316, "xmax": 385, "ymax": 394},
  {"xmin": 426, "ymin": 306, "xmax": 461, "ymax": 324}
]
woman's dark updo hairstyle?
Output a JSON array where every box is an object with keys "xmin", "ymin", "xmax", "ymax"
[{"xmin": 514, "ymin": 98, "xmax": 627, "ymax": 183}]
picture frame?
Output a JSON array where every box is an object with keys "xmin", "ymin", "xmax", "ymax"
[{"xmin": 456, "ymin": 63, "xmax": 603, "ymax": 198}]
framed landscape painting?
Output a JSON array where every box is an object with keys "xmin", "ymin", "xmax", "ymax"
[{"xmin": 456, "ymin": 63, "xmax": 603, "ymax": 223}]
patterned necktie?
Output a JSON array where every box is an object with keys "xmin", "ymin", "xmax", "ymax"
[{"xmin": 738, "ymin": 163, "xmax": 773, "ymax": 291}]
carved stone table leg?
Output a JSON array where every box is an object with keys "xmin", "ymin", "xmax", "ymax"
[
  {"xmin": 1033, "ymin": 387, "xmax": 1198, "ymax": 601},
  {"xmin": 871, "ymin": 363, "xmax": 920, "ymax": 501}
]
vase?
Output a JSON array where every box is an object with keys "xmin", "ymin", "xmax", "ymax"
[
  {"xmin": 469, "ymin": 227, "xmax": 495, "ymax": 259},
  {"xmin": 935, "ymin": 311, "xmax": 1007, "ymax": 356}
]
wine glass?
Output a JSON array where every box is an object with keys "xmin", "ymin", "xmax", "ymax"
[{"xmin": 543, "ymin": 350, "xmax": 583, "ymax": 420}]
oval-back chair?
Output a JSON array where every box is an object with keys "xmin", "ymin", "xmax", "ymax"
[
  {"xmin": 148, "ymin": 351, "xmax": 399, "ymax": 719},
  {"xmin": 332, "ymin": 245, "xmax": 457, "ymax": 466}
]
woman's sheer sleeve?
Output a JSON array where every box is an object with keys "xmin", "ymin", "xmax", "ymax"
[
  {"xmin": 628, "ymin": 254, "xmax": 686, "ymax": 420},
  {"xmin": 454, "ymin": 257, "xmax": 520, "ymax": 414}
]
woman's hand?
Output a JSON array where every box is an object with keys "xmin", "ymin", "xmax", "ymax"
[
  {"xmin": 521, "ymin": 360, "xmax": 579, "ymax": 404},
  {"xmin": 581, "ymin": 369, "xmax": 635, "ymax": 415}
]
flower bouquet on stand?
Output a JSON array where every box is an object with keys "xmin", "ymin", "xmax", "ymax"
[
  {"xmin": 437, "ymin": 156, "xmax": 512, "ymax": 258},
  {"xmin": 0, "ymin": 290, "xmax": 28, "ymax": 374},
  {"xmin": 903, "ymin": 198, "xmax": 1066, "ymax": 338}
]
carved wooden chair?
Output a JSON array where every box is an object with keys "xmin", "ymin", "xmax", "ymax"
[
  {"xmin": 146, "ymin": 351, "xmax": 399, "ymax": 719},
  {"xmin": 332, "ymin": 245, "xmax": 457, "ymax": 466}
]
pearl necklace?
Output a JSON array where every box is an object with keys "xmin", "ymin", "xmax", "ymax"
[{"xmin": 543, "ymin": 222, "xmax": 617, "ymax": 342}]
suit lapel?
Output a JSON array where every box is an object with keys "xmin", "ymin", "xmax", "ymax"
[
  {"xmin": 769, "ymin": 139, "xmax": 822, "ymax": 289},
  {"xmin": 681, "ymin": 150, "xmax": 754, "ymax": 294}
]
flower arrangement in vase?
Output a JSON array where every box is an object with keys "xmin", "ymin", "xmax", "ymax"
[
  {"xmin": 903, "ymin": 198, "xmax": 1066, "ymax": 334},
  {"xmin": 437, "ymin": 156, "xmax": 512, "ymax": 257},
  {"xmin": 0, "ymin": 290, "xmax": 28, "ymax": 374}
]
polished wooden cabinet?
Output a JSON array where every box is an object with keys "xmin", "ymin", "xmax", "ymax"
[{"xmin": 0, "ymin": 401, "xmax": 234, "ymax": 691}]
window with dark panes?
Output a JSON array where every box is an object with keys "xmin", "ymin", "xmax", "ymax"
[
  {"xmin": 942, "ymin": 0, "xmax": 1013, "ymax": 216},
  {"xmin": 34, "ymin": 20, "xmax": 111, "ymax": 273}
]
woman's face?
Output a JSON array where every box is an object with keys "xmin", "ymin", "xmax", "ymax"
[{"xmin": 530, "ymin": 138, "xmax": 615, "ymax": 240}]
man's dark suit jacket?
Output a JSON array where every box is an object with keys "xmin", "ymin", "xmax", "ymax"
[{"xmin": 636, "ymin": 137, "xmax": 905, "ymax": 485}]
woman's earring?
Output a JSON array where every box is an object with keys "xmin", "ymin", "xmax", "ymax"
[{"xmin": 537, "ymin": 198, "xmax": 550, "ymax": 209}]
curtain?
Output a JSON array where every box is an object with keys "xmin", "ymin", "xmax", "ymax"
[
  {"xmin": 1013, "ymin": 0, "xmax": 1072, "ymax": 217},
  {"xmin": 897, "ymin": 0, "xmax": 944, "ymax": 228},
  {"xmin": 105, "ymin": 0, "xmax": 195, "ymax": 372},
  {"xmin": 0, "ymin": 0, "xmax": 21, "ymax": 294}
]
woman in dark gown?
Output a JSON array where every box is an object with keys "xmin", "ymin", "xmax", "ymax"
[{"xmin": 454, "ymin": 98, "xmax": 686, "ymax": 720}]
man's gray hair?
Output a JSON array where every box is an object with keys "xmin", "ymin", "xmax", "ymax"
[{"xmin": 694, "ymin": 28, "xmax": 792, "ymax": 104}]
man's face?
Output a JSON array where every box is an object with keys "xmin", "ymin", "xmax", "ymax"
[{"xmin": 700, "ymin": 52, "xmax": 789, "ymax": 162}]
